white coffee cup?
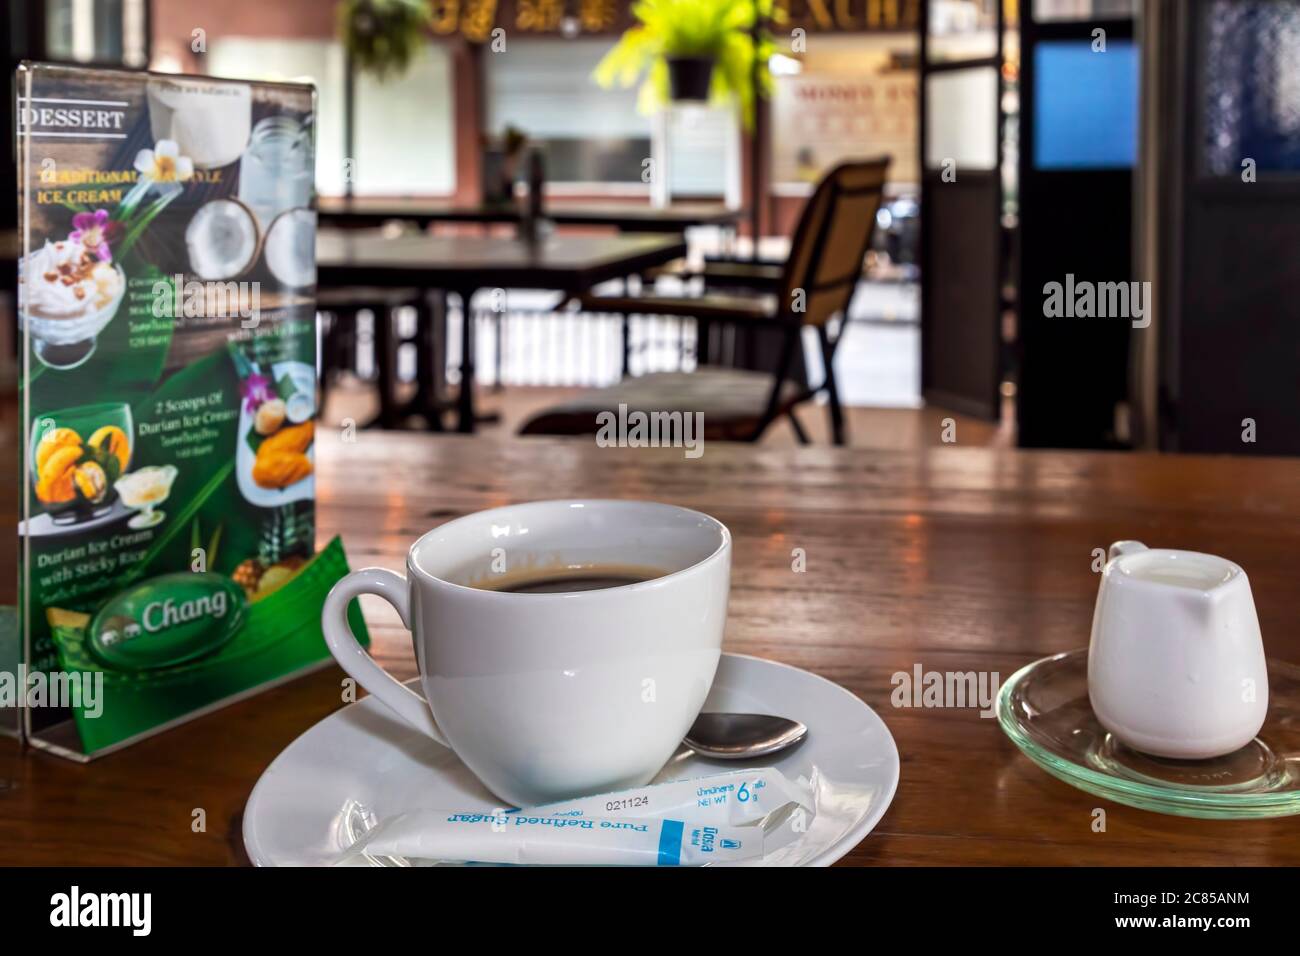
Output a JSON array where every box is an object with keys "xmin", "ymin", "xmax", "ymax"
[
  {"xmin": 1088, "ymin": 540, "xmax": 1268, "ymax": 760},
  {"xmin": 321, "ymin": 499, "xmax": 731, "ymax": 807}
]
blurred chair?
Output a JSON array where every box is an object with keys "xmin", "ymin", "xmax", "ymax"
[{"xmin": 520, "ymin": 158, "xmax": 890, "ymax": 445}]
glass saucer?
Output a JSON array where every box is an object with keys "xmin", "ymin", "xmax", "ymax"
[{"xmin": 997, "ymin": 649, "xmax": 1300, "ymax": 819}]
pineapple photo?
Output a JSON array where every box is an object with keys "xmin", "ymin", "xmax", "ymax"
[{"xmin": 234, "ymin": 503, "xmax": 313, "ymax": 600}]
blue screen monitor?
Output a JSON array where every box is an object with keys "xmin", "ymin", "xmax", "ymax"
[{"xmin": 1034, "ymin": 39, "xmax": 1139, "ymax": 170}]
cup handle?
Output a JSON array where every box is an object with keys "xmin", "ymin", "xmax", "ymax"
[
  {"xmin": 321, "ymin": 567, "xmax": 449, "ymax": 747},
  {"xmin": 1108, "ymin": 540, "xmax": 1148, "ymax": 561}
]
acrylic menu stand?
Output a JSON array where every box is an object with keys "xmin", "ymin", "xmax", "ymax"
[{"xmin": 14, "ymin": 63, "xmax": 363, "ymax": 762}]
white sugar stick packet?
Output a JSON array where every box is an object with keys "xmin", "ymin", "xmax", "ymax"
[
  {"xmin": 334, "ymin": 768, "xmax": 813, "ymax": 866},
  {"xmin": 530, "ymin": 767, "xmax": 814, "ymax": 827},
  {"xmin": 337, "ymin": 811, "xmax": 760, "ymax": 866}
]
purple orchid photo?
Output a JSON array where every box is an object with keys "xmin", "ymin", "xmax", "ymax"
[
  {"xmin": 240, "ymin": 372, "xmax": 273, "ymax": 413},
  {"xmin": 68, "ymin": 209, "xmax": 122, "ymax": 262}
]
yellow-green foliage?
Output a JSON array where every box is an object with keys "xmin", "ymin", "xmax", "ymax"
[
  {"xmin": 594, "ymin": 0, "xmax": 779, "ymax": 130},
  {"xmin": 338, "ymin": 0, "xmax": 432, "ymax": 81}
]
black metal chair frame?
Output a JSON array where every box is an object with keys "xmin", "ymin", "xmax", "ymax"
[{"xmin": 583, "ymin": 158, "xmax": 890, "ymax": 446}]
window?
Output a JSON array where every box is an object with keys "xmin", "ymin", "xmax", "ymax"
[
  {"xmin": 1202, "ymin": 0, "xmax": 1300, "ymax": 175},
  {"xmin": 206, "ymin": 39, "xmax": 456, "ymax": 196},
  {"xmin": 661, "ymin": 105, "xmax": 736, "ymax": 199},
  {"xmin": 928, "ymin": 0, "xmax": 1000, "ymax": 62},
  {"xmin": 926, "ymin": 69, "xmax": 999, "ymax": 171},
  {"xmin": 354, "ymin": 46, "xmax": 457, "ymax": 195},
  {"xmin": 1033, "ymin": 40, "xmax": 1138, "ymax": 169},
  {"xmin": 486, "ymin": 38, "xmax": 649, "ymax": 187},
  {"xmin": 44, "ymin": 0, "xmax": 148, "ymax": 67}
]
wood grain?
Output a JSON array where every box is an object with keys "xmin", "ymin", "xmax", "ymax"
[
  {"xmin": 315, "ymin": 230, "xmax": 688, "ymax": 293},
  {"xmin": 316, "ymin": 196, "xmax": 745, "ymax": 233},
  {"xmin": 2, "ymin": 431, "xmax": 1299, "ymax": 865}
]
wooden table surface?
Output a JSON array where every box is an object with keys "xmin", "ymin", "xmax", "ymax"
[
  {"xmin": 316, "ymin": 196, "xmax": 744, "ymax": 233},
  {"xmin": 316, "ymin": 230, "xmax": 688, "ymax": 292},
  {"xmin": 3, "ymin": 432, "xmax": 1299, "ymax": 865},
  {"xmin": 315, "ymin": 230, "xmax": 690, "ymax": 434}
]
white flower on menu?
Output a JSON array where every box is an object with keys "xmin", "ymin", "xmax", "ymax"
[{"xmin": 133, "ymin": 139, "xmax": 194, "ymax": 184}]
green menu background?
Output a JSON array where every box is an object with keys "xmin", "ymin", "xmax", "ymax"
[{"xmin": 17, "ymin": 64, "xmax": 363, "ymax": 756}]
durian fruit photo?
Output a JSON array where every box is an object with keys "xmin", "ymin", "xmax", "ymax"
[
  {"xmin": 29, "ymin": 406, "xmax": 133, "ymax": 521},
  {"xmin": 252, "ymin": 421, "xmax": 314, "ymax": 490}
]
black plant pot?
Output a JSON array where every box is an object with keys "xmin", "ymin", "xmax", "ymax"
[{"xmin": 666, "ymin": 55, "xmax": 714, "ymax": 102}]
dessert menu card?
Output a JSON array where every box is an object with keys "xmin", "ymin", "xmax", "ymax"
[{"xmin": 9, "ymin": 63, "xmax": 366, "ymax": 758}]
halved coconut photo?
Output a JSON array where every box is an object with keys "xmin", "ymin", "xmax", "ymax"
[
  {"xmin": 263, "ymin": 208, "xmax": 316, "ymax": 289},
  {"xmin": 186, "ymin": 198, "xmax": 260, "ymax": 280}
]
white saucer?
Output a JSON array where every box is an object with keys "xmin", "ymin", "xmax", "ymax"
[{"xmin": 244, "ymin": 653, "xmax": 900, "ymax": 866}]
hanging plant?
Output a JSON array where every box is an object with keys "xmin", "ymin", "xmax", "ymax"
[
  {"xmin": 593, "ymin": 0, "xmax": 780, "ymax": 130},
  {"xmin": 338, "ymin": 0, "xmax": 433, "ymax": 81}
]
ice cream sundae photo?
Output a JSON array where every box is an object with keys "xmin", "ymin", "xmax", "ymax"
[{"xmin": 19, "ymin": 223, "xmax": 127, "ymax": 369}]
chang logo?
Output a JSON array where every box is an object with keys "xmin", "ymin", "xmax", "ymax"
[
  {"xmin": 142, "ymin": 591, "xmax": 229, "ymax": 633},
  {"xmin": 99, "ymin": 593, "xmax": 228, "ymax": 646},
  {"xmin": 88, "ymin": 573, "xmax": 247, "ymax": 672},
  {"xmin": 97, "ymin": 620, "xmax": 142, "ymax": 647}
]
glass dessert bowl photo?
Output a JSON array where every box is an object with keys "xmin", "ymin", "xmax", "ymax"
[
  {"xmin": 115, "ymin": 464, "xmax": 180, "ymax": 529},
  {"xmin": 19, "ymin": 236, "xmax": 127, "ymax": 370},
  {"xmin": 29, "ymin": 403, "xmax": 134, "ymax": 527}
]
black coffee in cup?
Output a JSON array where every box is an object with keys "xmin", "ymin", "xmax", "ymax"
[{"xmin": 472, "ymin": 565, "xmax": 668, "ymax": 594}]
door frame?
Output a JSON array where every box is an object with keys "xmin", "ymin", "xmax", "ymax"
[{"xmin": 918, "ymin": 0, "xmax": 1006, "ymax": 421}]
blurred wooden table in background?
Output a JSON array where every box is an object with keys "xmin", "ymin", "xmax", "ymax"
[{"xmin": 2, "ymin": 431, "xmax": 1299, "ymax": 864}]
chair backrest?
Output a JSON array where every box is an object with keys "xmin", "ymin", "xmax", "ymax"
[{"xmin": 779, "ymin": 158, "xmax": 891, "ymax": 327}]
